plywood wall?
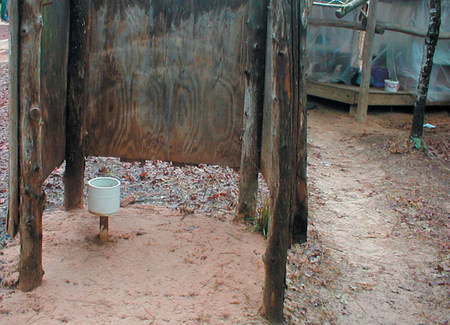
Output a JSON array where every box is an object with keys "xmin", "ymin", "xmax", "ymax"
[{"xmin": 79, "ymin": 1, "xmax": 253, "ymax": 167}]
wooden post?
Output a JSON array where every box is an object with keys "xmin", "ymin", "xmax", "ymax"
[
  {"xmin": 64, "ymin": 0, "xmax": 88, "ymax": 210},
  {"xmin": 291, "ymin": 0, "xmax": 308, "ymax": 244},
  {"xmin": 261, "ymin": 0, "xmax": 295, "ymax": 322},
  {"xmin": 99, "ymin": 216, "xmax": 109, "ymax": 241},
  {"xmin": 237, "ymin": 0, "xmax": 267, "ymax": 222},
  {"xmin": 18, "ymin": 0, "xmax": 45, "ymax": 292},
  {"xmin": 7, "ymin": 0, "xmax": 20, "ymax": 236},
  {"xmin": 355, "ymin": 0, "xmax": 379, "ymax": 123}
]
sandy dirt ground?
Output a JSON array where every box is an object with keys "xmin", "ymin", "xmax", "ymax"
[
  {"xmin": 1, "ymin": 208, "xmax": 266, "ymax": 324},
  {"xmin": 0, "ymin": 21, "xmax": 449, "ymax": 324}
]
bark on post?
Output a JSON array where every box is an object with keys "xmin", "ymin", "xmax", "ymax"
[
  {"xmin": 262, "ymin": 0, "xmax": 295, "ymax": 322},
  {"xmin": 411, "ymin": 0, "xmax": 441, "ymax": 139},
  {"xmin": 64, "ymin": 0, "xmax": 87, "ymax": 209},
  {"xmin": 18, "ymin": 0, "xmax": 45, "ymax": 292},
  {"xmin": 355, "ymin": 0, "xmax": 379, "ymax": 122},
  {"xmin": 237, "ymin": 0, "xmax": 267, "ymax": 222},
  {"xmin": 290, "ymin": 0, "xmax": 308, "ymax": 244}
]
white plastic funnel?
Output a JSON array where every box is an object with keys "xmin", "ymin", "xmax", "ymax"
[{"xmin": 88, "ymin": 177, "xmax": 121, "ymax": 216}]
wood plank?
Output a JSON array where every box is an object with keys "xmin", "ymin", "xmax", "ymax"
[
  {"xmin": 40, "ymin": 0, "xmax": 70, "ymax": 178},
  {"xmin": 307, "ymin": 80, "xmax": 358, "ymax": 104},
  {"xmin": 237, "ymin": 0, "xmax": 267, "ymax": 221},
  {"xmin": 83, "ymin": 1, "xmax": 249, "ymax": 167},
  {"xmin": 306, "ymin": 81, "xmax": 448, "ymax": 107},
  {"xmin": 7, "ymin": 0, "xmax": 20, "ymax": 236},
  {"xmin": 18, "ymin": 0, "xmax": 45, "ymax": 292},
  {"xmin": 261, "ymin": 0, "xmax": 295, "ymax": 322},
  {"xmin": 367, "ymin": 92, "xmax": 415, "ymax": 106}
]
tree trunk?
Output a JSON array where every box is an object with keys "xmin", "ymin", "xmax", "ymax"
[{"xmin": 411, "ymin": 0, "xmax": 441, "ymax": 139}]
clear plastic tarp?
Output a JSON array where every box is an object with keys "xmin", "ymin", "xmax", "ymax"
[{"xmin": 307, "ymin": 0, "xmax": 450, "ymax": 103}]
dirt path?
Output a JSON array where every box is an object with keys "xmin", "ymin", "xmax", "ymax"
[{"xmin": 285, "ymin": 104, "xmax": 449, "ymax": 324}]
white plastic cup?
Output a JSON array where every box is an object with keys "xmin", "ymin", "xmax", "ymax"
[
  {"xmin": 88, "ymin": 177, "xmax": 121, "ymax": 216},
  {"xmin": 384, "ymin": 79, "xmax": 399, "ymax": 93}
]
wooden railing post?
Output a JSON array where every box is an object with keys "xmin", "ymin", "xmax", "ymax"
[{"xmin": 356, "ymin": 0, "xmax": 379, "ymax": 122}]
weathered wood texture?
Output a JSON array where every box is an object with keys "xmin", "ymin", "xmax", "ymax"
[
  {"xmin": 260, "ymin": 0, "xmax": 297, "ymax": 322},
  {"xmin": 18, "ymin": 0, "xmax": 45, "ymax": 292},
  {"xmin": 307, "ymin": 80, "xmax": 450, "ymax": 106},
  {"xmin": 237, "ymin": 0, "xmax": 267, "ymax": 221},
  {"xmin": 64, "ymin": 0, "xmax": 89, "ymax": 209},
  {"xmin": 79, "ymin": 1, "xmax": 251, "ymax": 167},
  {"xmin": 291, "ymin": 0, "xmax": 308, "ymax": 244},
  {"xmin": 40, "ymin": 0, "xmax": 70, "ymax": 177},
  {"xmin": 7, "ymin": 0, "xmax": 20, "ymax": 236},
  {"xmin": 356, "ymin": 0, "xmax": 379, "ymax": 122}
]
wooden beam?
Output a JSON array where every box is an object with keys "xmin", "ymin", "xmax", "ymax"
[
  {"xmin": 7, "ymin": 0, "xmax": 20, "ymax": 237},
  {"xmin": 309, "ymin": 18, "xmax": 384, "ymax": 34},
  {"xmin": 377, "ymin": 20, "xmax": 450, "ymax": 40},
  {"xmin": 18, "ymin": 0, "xmax": 45, "ymax": 292},
  {"xmin": 64, "ymin": 0, "xmax": 88, "ymax": 210},
  {"xmin": 356, "ymin": 0, "xmax": 379, "ymax": 122},
  {"xmin": 261, "ymin": 0, "xmax": 295, "ymax": 322},
  {"xmin": 291, "ymin": 0, "xmax": 308, "ymax": 244},
  {"xmin": 237, "ymin": 0, "xmax": 267, "ymax": 222}
]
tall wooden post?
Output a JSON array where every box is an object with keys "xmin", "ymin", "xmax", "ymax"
[
  {"xmin": 355, "ymin": 0, "xmax": 379, "ymax": 122},
  {"xmin": 237, "ymin": 0, "xmax": 268, "ymax": 222},
  {"xmin": 290, "ymin": 0, "xmax": 309, "ymax": 244},
  {"xmin": 64, "ymin": 0, "xmax": 88, "ymax": 210},
  {"xmin": 18, "ymin": 0, "xmax": 46, "ymax": 292},
  {"xmin": 261, "ymin": 0, "xmax": 296, "ymax": 322}
]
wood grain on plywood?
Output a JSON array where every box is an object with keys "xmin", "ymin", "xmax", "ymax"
[{"xmin": 83, "ymin": 1, "xmax": 250, "ymax": 167}]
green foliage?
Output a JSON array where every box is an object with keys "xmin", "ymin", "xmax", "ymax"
[
  {"xmin": 252, "ymin": 201, "xmax": 270, "ymax": 238},
  {"xmin": 410, "ymin": 136, "xmax": 428, "ymax": 150}
]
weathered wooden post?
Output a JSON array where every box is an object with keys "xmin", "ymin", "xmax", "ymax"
[
  {"xmin": 8, "ymin": 0, "xmax": 70, "ymax": 291},
  {"xmin": 291, "ymin": 0, "xmax": 309, "ymax": 244},
  {"xmin": 17, "ymin": 0, "xmax": 45, "ymax": 292},
  {"xmin": 355, "ymin": 0, "xmax": 379, "ymax": 122},
  {"xmin": 237, "ymin": 0, "xmax": 268, "ymax": 221},
  {"xmin": 64, "ymin": 0, "xmax": 88, "ymax": 210},
  {"xmin": 261, "ymin": 0, "xmax": 301, "ymax": 322}
]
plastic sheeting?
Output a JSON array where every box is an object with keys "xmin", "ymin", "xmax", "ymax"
[{"xmin": 307, "ymin": 0, "xmax": 450, "ymax": 103}]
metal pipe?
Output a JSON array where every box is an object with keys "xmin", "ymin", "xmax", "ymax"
[{"xmin": 335, "ymin": 0, "xmax": 367, "ymax": 18}]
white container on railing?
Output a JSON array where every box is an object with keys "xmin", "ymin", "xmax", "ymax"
[
  {"xmin": 88, "ymin": 177, "xmax": 121, "ymax": 216},
  {"xmin": 384, "ymin": 79, "xmax": 400, "ymax": 93}
]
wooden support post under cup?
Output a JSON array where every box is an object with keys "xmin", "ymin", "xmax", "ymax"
[{"xmin": 99, "ymin": 216, "xmax": 109, "ymax": 241}]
